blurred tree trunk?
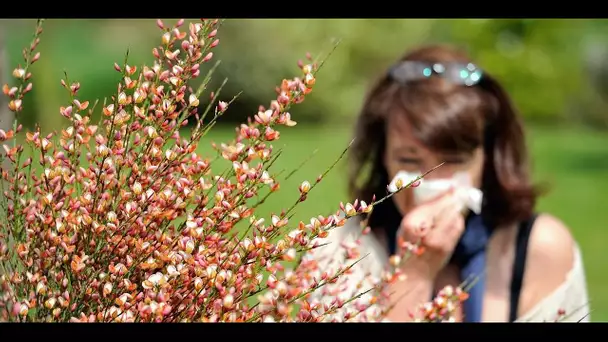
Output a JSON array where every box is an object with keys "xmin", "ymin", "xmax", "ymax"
[
  {"xmin": 578, "ymin": 36, "xmax": 608, "ymax": 130},
  {"xmin": 0, "ymin": 22, "xmax": 12, "ymax": 277},
  {"xmin": 0, "ymin": 23, "xmax": 14, "ymax": 170}
]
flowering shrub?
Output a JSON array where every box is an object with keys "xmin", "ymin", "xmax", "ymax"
[{"xmin": 0, "ymin": 19, "xmax": 468, "ymax": 323}]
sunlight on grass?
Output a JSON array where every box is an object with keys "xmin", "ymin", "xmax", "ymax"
[
  {"xmin": 197, "ymin": 122, "xmax": 608, "ymax": 321},
  {"xmin": 11, "ymin": 121, "xmax": 608, "ymax": 321}
]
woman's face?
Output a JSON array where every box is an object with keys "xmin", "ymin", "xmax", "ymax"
[{"xmin": 383, "ymin": 117, "xmax": 485, "ymax": 216}]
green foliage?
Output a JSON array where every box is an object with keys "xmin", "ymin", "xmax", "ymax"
[
  {"xmin": 435, "ymin": 19, "xmax": 591, "ymax": 123},
  {"xmin": 5, "ymin": 19, "xmax": 608, "ymax": 130},
  {"xmin": 4, "ymin": 19, "xmax": 154, "ymax": 131},
  {"xmin": 213, "ymin": 19, "xmax": 608, "ymax": 126},
  {"xmin": 200, "ymin": 123, "xmax": 608, "ymax": 322}
]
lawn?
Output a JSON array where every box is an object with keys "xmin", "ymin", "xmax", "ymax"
[
  {"xmin": 6, "ymin": 118, "xmax": 607, "ymax": 321},
  {"xmin": 196, "ymin": 122, "xmax": 608, "ymax": 322}
]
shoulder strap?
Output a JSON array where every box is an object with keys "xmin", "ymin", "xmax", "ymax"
[{"xmin": 508, "ymin": 214, "xmax": 537, "ymax": 322}]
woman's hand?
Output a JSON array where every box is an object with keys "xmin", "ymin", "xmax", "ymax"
[{"xmin": 398, "ymin": 188, "xmax": 466, "ymax": 281}]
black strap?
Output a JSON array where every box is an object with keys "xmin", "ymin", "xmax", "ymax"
[
  {"xmin": 508, "ymin": 215, "xmax": 537, "ymax": 322},
  {"xmin": 387, "ymin": 224, "xmax": 398, "ymax": 256}
]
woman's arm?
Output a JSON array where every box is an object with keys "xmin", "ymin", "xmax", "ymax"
[
  {"xmin": 383, "ymin": 273, "xmax": 433, "ymax": 322},
  {"xmin": 516, "ymin": 214, "xmax": 591, "ymax": 322}
]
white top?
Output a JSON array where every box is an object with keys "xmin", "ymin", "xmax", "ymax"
[{"xmin": 304, "ymin": 217, "xmax": 591, "ymax": 322}]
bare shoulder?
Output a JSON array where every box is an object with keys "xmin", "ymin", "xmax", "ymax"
[
  {"xmin": 519, "ymin": 213, "xmax": 577, "ymax": 313},
  {"xmin": 527, "ymin": 214, "xmax": 576, "ymax": 274}
]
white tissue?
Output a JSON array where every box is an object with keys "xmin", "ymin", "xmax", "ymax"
[
  {"xmin": 387, "ymin": 171, "xmax": 420, "ymax": 193},
  {"xmin": 388, "ymin": 170, "xmax": 483, "ymax": 214}
]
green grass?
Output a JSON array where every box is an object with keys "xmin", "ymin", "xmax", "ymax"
[
  {"xmin": 6, "ymin": 120, "xmax": 607, "ymax": 321},
  {"xmin": 196, "ymin": 122, "xmax": 608, "ymax": 322}
]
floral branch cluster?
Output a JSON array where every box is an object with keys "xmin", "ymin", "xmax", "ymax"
[
  {"xmin": 412, "ymin": 285, "xmax": 469, "ymax": 322},
  {"xmin": 0, "ymin": 19, "xmax": 467, "ymax": 323}
]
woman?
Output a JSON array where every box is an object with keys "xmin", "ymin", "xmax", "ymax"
[{"xmin": 307, "ymin": 44, "xmax": 590, "ymax": 322}]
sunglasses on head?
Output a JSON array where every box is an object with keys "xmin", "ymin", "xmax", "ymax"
[{"xmin": 388, "ymin": 61, "xmax": 483, "ymax": 87}]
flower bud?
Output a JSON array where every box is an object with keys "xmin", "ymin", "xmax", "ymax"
[
  {"xmin": 299, "ymin": 181, "xmax": 311, "ymax": 194},
  {"xmin": 12, "ymin": 68, "xmax": 25, "ymax": 79},
  {"xmin": 132, "ymin": 182, "xmax": 142, "ymax": 195},
  {"xmin": 162, "ymin": 32, "xmax": 171, "ymax": 45},
  {"xmin": 188, "ymin": 94, "xmax": 199, "ymax": 107}
]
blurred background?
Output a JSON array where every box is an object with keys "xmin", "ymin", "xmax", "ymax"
[{"xmin": 2, "ymin": 18, "xmax": 607, "ymax": 321}]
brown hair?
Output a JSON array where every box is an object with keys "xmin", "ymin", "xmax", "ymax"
[{"xmin": 348, "ymin": 44, "xmax": 544, "ymax": 230}]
